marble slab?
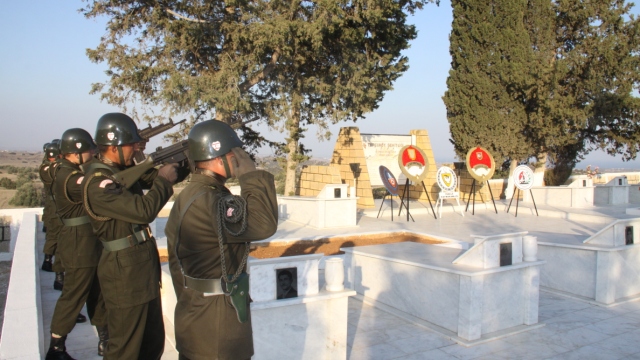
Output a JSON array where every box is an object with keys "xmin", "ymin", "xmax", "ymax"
[{"xmin": 343, "ymin": 242, "xmax": 544, "ymax": 343}]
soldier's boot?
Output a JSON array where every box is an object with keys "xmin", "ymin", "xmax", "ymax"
[
  {"xmin": 45, "ymin": 334, "xmax": 76, "ymax": 360},
  {"xmin": 76, "ymin": 313, "xmax": 86, "ymax": 323},
  {"xmin": 53, "ymin": 272, "xmax": 64, "ymax": 291},
  {"xmin": 41, "ymin": 255, "xmax": 53, "ymax": 272},
  {"xmin": 96, "ymin": 325, "xmax": 109, "ymax": 356}
]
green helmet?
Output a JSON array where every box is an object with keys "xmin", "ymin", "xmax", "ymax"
[
  {"xmin": 94, "ymin": 113, "xmax": 142, "ymax": 146},
  {"xmin": 60, "ymin": 128, "xmax": 97, "ymax": 154},
  {"xmin": 43, "ymin": 142, "xmax": 50, "ymax": 152},
  {"xmin": 44, "ymin": 141, "xmax": 60, "ymax": 159},
  {"xmin": 188, "ymin": 120, "xmax": 244, "ymax": 162}
]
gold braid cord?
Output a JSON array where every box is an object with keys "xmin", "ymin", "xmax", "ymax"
[{"xmin": 82, "ymin": 171, "xmax": 113, "ymax": 222}]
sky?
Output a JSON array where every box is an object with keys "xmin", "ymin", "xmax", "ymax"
[{"xmin": 0, "ymin": 1, "xmax": 639, "ymax": 170}]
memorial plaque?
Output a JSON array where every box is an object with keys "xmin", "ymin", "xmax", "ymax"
[
  {"xmin": 361, "ymin": 134, "xmax": 411, "ymax": 186},
  {"xmin": 500, "ymin": 243, "xmax": 512, "ymax": 266},
  {"xmin": 626, "ymin": 226, "xmax": 634, "ymax": 245},
  {"xmin": 276, "ymin": 268, "xmax": 298, "ymax": 300}
]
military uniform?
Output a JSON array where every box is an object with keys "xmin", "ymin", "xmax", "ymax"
[
  {"xmin": 39, "ymin": 160, "xmax": 65, "ymax": 274},
  {"xmin": 49, "ymin": 158, "xmax": 107, "ymax": 336},
  {"xmin": 83, "ymin": 156, "xmax": 173, "ymax": 360},
  {"xmin": 166, "ymin": 170, "xmax": 278, "ymax": 360}
]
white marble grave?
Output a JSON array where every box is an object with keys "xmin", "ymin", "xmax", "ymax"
[
  {"xmin": 342, "ymin": 234, "xmax": 544, "ymax": 346},
  {"xmin": 539, "ymin": 218, "xmax": 640, "ymax": 305},
  {"xmin": 277, "ymin": 184, "xmax": 357, "ymax": 228},
  {"xmin": 248, "ymin": 254, "xmax": 355, "ymax": 360}
]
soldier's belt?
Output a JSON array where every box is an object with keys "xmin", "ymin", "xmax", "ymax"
[
  {"xmin": 183, "ymin": 274, "xmax": 224, "ymax": 295},
  {"xmin": 101, "ymin": 227, "xmax": 153, "ymax": 252},
  {"xmin": 61, "ymin": 216, "xmax": 90, "ymax": 227}
]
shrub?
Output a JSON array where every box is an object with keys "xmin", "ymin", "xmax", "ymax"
[
  {"xmin": 0, "ymin": 177, "xmax": 16, "ymax": 189},
  {"xmin": 9, "ymin": 183, "xmax": 44, "ymax": 207}
]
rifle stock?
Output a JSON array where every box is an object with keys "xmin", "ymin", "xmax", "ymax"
[{"xmin": 115, "ymin": 140, "xmax": 190, "ymax": 189}]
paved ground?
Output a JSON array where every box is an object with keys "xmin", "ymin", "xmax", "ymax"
[{"xmin": 37, "ymin": 199, "xmax": 640, "ymax": 359}]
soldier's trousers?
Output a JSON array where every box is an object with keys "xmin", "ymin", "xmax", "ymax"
[
  {"xmin": 50, "ymin": 266, "xmax": 106, "ymax": 335},
  {"xmin": 43, "ymin": 217, "xmax": 64, "ymax": 273},
  {"xmin": 104, "ymin": 296, "xmax": 164, "ymax": 360}
]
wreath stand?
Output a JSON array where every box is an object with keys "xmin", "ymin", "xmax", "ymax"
[
  {"xmin": 398, "ymin": 179, "xmax": 437, "ymax": 221},
  {"xmin": 464, "ymin": 179, "xmax": 498, "ymax": 215},
  {"xmin": 506, "ymin": 186, "xmax": 539, "ymax": 217}
]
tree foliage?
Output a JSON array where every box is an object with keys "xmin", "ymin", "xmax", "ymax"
[
  {"xmin": 9, "ymin": 183, "xmax": 44, "ymax": 208},
  {"xmin": 443, "ymin": 0, "xmax": 536, "ymax": 163},
  {"xmin": 0, "ymin": 178, "xmax": 16, "ymax": 190},
  {"xmin": 82, "ymin": 0, "xmax": 433, "ymax": 194},
  {"xmin": 445, "ymin": 0, "xmax": 640, "ymax": 178}
]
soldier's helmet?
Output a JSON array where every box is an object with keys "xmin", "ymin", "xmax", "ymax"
[
  {"xmin": 60, "ymin": 128, "xmax": 97, "ymax": 154},
  {"xmin": 44, "ymin": 141, "xmax": 60, "ymax": 159},
  {"xmin": 42, "ymin": 143, "xmax": 49, "ymax": 152},
  {"xmin": 188, "ymin": 120, "xmax": 244, "ymax": 162},
  {"xmin": 94, "ymin": 113, "xmax": 142, "ymax": 146}
]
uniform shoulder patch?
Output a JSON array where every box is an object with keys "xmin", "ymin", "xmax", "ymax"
[
  {"xmin": 99, "ymin": 179, "xmax": 113, "ymax": 188},
  {"xmin": 76, "ymin": 176, "xmax": 85, "ymax": 185}
]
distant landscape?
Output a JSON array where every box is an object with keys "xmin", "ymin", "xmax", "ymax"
[{"xmin": 0, "ymin": 149, "xmax": 639, "ymax": 210}]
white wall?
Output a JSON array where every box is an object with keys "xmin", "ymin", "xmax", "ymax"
[{"xmin": 0, "ymin": 212, "xmax": 44, "ymax": 359}]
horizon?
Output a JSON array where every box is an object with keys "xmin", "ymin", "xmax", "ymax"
[{"xmin": 1, "ymin": 1, "xmax": 639, "ymax": 171}]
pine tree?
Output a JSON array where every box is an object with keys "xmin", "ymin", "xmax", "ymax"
[{"xmin": 82, "ymin": 0, "xmax": 432, "ymax": 193}]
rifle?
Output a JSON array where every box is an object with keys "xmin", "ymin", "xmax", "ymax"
[
  {"xmin": 134, "ymin": 118, "xmax": 187, "ymax": 163},
  {"xmin": 114, "ymin": 140, "xmax": 190, "ymax": 189}
]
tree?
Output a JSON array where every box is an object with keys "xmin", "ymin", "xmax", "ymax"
[
  {"xmin": 9, "ymin": 183, "xmax": 44, "ymax": 208},
  {"xmin": 443, "ymin": 0, "xmax": 536, "ymax": 167},
  {"xmin": 82, "ymin": 0, "xmax": 431, "ymax": 194},
  {"xmin": 525, "ymin": 0, "xmax": 640, "ymax": 184},
  {"xmin": 445, "ymin": 0, "xmax": 640, "ymax": 186}
]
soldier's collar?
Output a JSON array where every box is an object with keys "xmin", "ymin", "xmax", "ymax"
[{"xmin": 194, "ymin": 168, "xmax": 227, "ymax": 184}]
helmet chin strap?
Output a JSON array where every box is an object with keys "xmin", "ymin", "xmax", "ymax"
[
  {"xmin": 221, "ymin": 155, "xmax": 233, "ymax": 179},
  {"xmin": 117, "ymin": 146, "xmax": 126, "ymax": 167},
  {"xmin": 78, "ymin": 153, "xmax": 84, "ymax": 165}
]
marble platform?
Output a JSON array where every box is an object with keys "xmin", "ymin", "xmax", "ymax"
[
  {"xmin": 539, "ymin": 218, "xmax": 640, "ymax": 306},
  {"xmin": 342, "ymin": 241, "xmax": 544, "ymax": 346}
]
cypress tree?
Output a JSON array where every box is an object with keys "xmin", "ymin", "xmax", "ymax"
[{"xmin": 443, "ymin": 0, "xmax": 535, "ymax": 166}]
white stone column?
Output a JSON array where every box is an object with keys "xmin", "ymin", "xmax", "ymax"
[{"xmin": 458, "ymin": 275, "xmax": 484, "ymax": 341}]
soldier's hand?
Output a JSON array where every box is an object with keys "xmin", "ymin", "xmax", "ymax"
[
  {"xmin": 157, "ymin": 163, "xmax": 179, "ymax": 184},
  {"xmin": 229, "ymin": 147, "xmax": 256, "ymax": 178}
]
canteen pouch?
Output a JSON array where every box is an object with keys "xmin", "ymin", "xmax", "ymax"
[{"xmin": 225, "ymin": 272, "xmax": 250, "ymax": 323}]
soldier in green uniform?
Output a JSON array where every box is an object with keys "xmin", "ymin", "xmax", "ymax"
[
  {"xmin": 39, "ymin": 140, "xmax": 67, "ymax": 290},
  {"xmin": 166, "ymin": 120, "xmax": 278, "ymax": 360},
  {"xmin": 82, "ymin": 113, "xmax": 180, "ymax": 360},
  {"xmin": 45, "ymin": 128, "xmax": 109, "ymax": 360}
]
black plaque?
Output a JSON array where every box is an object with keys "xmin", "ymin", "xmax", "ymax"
[
  {"xmin": 0, "ymin": 225, "xmax": 7, "ymax": 242},
  {"xmin": 334, "ymin": 188, "xmax": 341, "ymax": 198},
  {"xmin": 276, "ymin": 268, "xmax": 298, "ymax": 300},
  {"xmin": 626, "ymin": 226, "xmax": 634, "ymax": 245},
  {"xmin": 500, "ymin": 243, "xmax": 512, "ymax": 266}
]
